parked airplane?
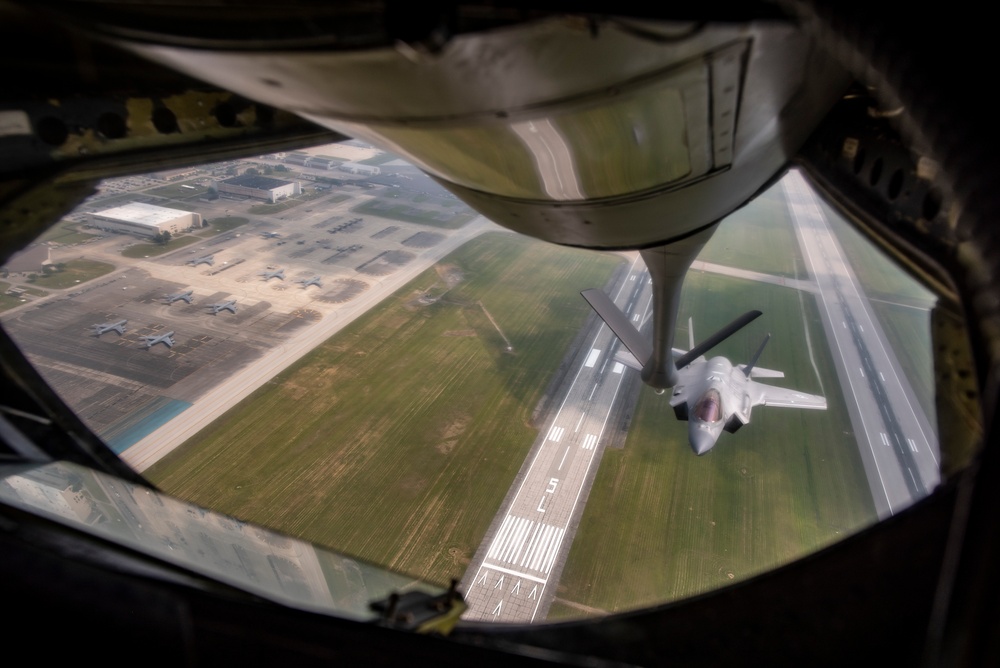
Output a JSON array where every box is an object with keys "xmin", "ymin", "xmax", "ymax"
[
  {"xmin": 261, "ymin": 232, "xmax": 281, "ymax": 239},
  {"xmin": 206, "ymin": 299, "xmax": 237, "ymax": 314},
  {"xmin": 585, "ymin": 289, "xmax": 827, "ymax": 454},
  {"xmin": 89, "ymin": 319, "xmax": 127, "ymax": 336},
  {"xmin": 162, "ymin": 290, "xmax": 193, "ymax": 304},
  {"xmin": 187, "ymin": 255, "xmax": 214, "ymax": 266},
  {"xmin": 259, "ymin": 268, "xmax": 285, "ymax": 281},
  {"xmin": 295, "ymin": 276, "xmax": 322, "ymax": 289},
  {"xmin": 139, "ymin": 331, "xmax": 175, "ymax": 349}
]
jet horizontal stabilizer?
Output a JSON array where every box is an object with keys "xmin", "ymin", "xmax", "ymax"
[
  {"xmin": 674, "ymin": 310, "xmax": 762, "ymax": 370},
  {"xmin": 581, "ymin": 288, "xmax": 651, "ymax": 368}
]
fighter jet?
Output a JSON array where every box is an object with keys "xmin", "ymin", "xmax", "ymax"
[
  {"xmin": 261, "ymin": 231, "xmax": 281, "ymax": 239},
  {"xmin": 139, "ymin": 331, "xmax": 175, "ymax": 349},
  {"xmin": 295, "ymin": 276, "xmax": 322, "ymax": 289},
  {"xmin": 586, "ymin": 289, "xmax": 827, "ymax": 455},
  {"xmin": 187, "ymin": 254, "xmax": 214, "ymax": 266},
  {"xmin": 259, "ymin": 268, "xmax": 285, "ymax": 281},
  {"xmin": 89, "ymin": 319, "xmax": 127, "ymax": 337},
  {"xmin": 206, "ymin": 299, "xmax": 237, "ymax": 314},
  {"xmin": 162, "ymin": 290, "xmax": 193, "ymax": 304}
]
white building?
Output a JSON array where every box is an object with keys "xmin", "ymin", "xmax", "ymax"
[
  {"xmin": 218, "ymin": 175, "xmax": 300, "ymax": 203},
  {"xmin": 89, "ymin": 203, "xmax": 203, "ymax": 238},
  {"xmin": 337, "ymin": 162, "xmax": 381, "ymax": 176}
]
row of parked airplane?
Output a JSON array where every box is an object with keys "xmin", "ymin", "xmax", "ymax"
[
  {"xmin": 91, "ymin": 255, "xmax": 323, "ymax": 349},
  {"xmin": 187, "ymin": 249, "xmax": 322, "ymax": 288},
  {"xmin": 257, "ymin": 268, "xmax": 323, "ymax": 288},
  {"xmin": 162, "ymin": 291, "xmax": 237, "ymax": 313},
  {"xmin": 88, "ymin": 320, "xmax": 175, "ymax": 349}
]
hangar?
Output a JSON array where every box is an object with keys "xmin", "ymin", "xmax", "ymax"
[
  {"xmin": 218, "ymin": 174, "xmax": 300, "ymax": 202},
  {"xmin": 89, "ymin": 202, "xmax": 204, "ymax": 238}
]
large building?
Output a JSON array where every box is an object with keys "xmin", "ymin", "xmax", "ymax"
[
  {"xmin": 218, "ymin": 174, "xmax": 300, "ymax": 202},
  {"xmin": 337, "ymin": 162, "xmax": 381, "ymax": 176},
  {"xmin": 89, "ymin": 203, "xmax": 203, "ymax": 238}
]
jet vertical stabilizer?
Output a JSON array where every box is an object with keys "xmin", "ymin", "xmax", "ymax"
[{"xmin": 743, "ymin": 333, "xmax": 771, "ymax": 378}]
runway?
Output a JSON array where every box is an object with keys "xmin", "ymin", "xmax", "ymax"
[
  {"xmin": 782, "ymin": 171, "xmax": 939, "ymax": 517},
  {"xmin": 461, "ymin": 171, "xmax": 941, "ymax": 623},
  {"xmin": 461, "ymin": 256, "xmax": 652, "ymax": 623}
]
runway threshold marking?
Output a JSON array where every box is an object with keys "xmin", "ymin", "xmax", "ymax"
[
  {"xmin": 547, "ymin": 426, "xmax": 565, "ymax": 442},
  {"xmin": 581, "ymin": 433, "xmax": 598, "ymax": 450}
]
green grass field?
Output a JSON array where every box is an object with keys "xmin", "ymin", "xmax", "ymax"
[
  {"xmin": 38, "ymin": 222, "xmax": 98, "ymax": 245},
  {"xmin": 198, "ymin": 216, "xmax": 250, "ymax": 236},
  {"xmin": 145, "ymin": 233, "xmax": 622, "ymax": 586},
  {"xmin": 697, "ymin": 188, "xmax": 805, "ymax": 278},
  {"xmin": 351, "ymin": 199, "xmax": 477, "ymax": 229},
  {"xmin": 550, "ymin": 272, "xmax": 877, "ymax": 619},
  {"xmin": 121, "ymin": 235, "xmax": 199, "ymax": 258},
  {"xmin": 0, "ymin": 281, "xmax": 26, "ymax": 312},
  {"xmin": 146, "ymin": 180, "xmax": 208, "ymax": 199},
  {"xmin": 28, "ymin": 259, "xmax": 115, "ymax": 289},
  {"xmin": 359, "ymin": 152, "xmax": 400, "ymax": 166}
]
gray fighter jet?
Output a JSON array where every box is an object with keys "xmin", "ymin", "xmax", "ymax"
[
  {"xmin": 163, "ymin": 290, "xmax": 193, "ymax": 304},
  {"xmin": 139, "ymin": 331, "xmax": 175, "ymax": 349},
  {"xmin": 187, "ymin": 254, "xmax": 214, "ymax": 267},
  {"xmin": 261, "ymin": 231, "xmax": 281, "ymax": 239},
  {"xmin": 90, "ymin": 319, "xmax": 127, "ymax": 336},
  {"xmin": 259, "ymin": 268, "xmax": 285, "ymax": 281},
  {"xmin": 206, "ymin": 299, "xmax": 237, "ymax": 315},
  {"xmin": 295, "ymin": 276, "xmax": 322, "ymax": 289},
  {"xmin": 583, "ymin": 290, "xmax": 826, "ymax": 455}
]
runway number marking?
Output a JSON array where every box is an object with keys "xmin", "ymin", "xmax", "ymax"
[
  {"xmin": 908, "ymin": 438, "xmax": 918, "ymax": 453},
  {"xmin": 880, "ymin": 432, "xmax": 889, "ymax": 447}
]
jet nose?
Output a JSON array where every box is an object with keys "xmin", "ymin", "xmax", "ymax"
[{"xmin": 689, "ymin": 428, "xmax": 717, "ymax": 456}]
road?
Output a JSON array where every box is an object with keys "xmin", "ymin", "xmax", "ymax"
[
  {"xmin": 782, "ymin": 171, "xmax": 939, "ymax": 517},
  {"xmin": 461, "ymin": 256, "xmax": 652, "ymax": 622},
  {"xmin": 121, "ymin": 217, "xmax": 493, "ymax": 472}
]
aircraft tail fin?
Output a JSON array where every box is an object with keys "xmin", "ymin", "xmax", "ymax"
[
  {"xmin": 581, "ymin": 289, "xmax": 652, "ymax": 367},
  {"xmin": 743, "ymin": 332, "xmax": 771, "ymax": 377},
  {"xmin": 675, "ymin": 310, "xmax": 762, "ymax": 370}
]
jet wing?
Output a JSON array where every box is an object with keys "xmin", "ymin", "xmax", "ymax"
[{"xmin": 748, "ymin": 381, "xmax": 827, "ymax": 409}]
